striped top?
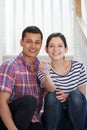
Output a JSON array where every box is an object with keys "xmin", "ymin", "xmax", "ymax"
[
  {"xmin": 37, "ymin": 60, "xmax": 87, "ymax": 93},
  {"xmin": 0, "ymin": 53, "xmax": 44, "ymax": 122}
]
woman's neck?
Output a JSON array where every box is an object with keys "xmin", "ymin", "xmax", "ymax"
[{"xmin": 51, "ymin": 59, "xmax": 71, "ymax": 74}]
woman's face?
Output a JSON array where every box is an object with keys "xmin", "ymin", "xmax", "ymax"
[{"xmin": 45, "ymin": 37, "xmax": 68, "ymax": 61}]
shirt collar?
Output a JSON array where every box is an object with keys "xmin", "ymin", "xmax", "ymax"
[{"xmin": 18, "ymin": 52, "xmax": 40, "ymax": 68}]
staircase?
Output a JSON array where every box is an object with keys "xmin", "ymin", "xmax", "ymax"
[{"xmin": 73, "ymin": 16, "xmax": 87, "ymax": 96}]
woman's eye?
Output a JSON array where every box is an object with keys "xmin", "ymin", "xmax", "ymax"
[{"xmin": 49, "ymin": 45, "xmax": 54, "ymax": 47}]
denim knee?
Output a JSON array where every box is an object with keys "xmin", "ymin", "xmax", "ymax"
[
  {"xmin": 44, "ymin": 91, "xmax": 57, "ymax": 106},
  {"xmin": 43, "ymin": 92, "xmax": 63, "ymax": 130},
  {"xmin": 68, "ymin": 90, "xmax": 86, "ymax": 108},
  {"xmin": 67, "ymin": 90, "xmax": 86, "ymax": 130},
  {"xmin": 85, "ymin": 102, "xmax": 87, "ymax": 128}
]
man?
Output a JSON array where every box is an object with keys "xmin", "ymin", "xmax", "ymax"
[{"xmin": 0, "ymin": 26, "xmax": 44, "ymax": 130}]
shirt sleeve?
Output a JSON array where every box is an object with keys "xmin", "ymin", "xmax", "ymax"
[
  {"xmin": 0, "ymin": 61, "xmax": 15, "ymax": 93},
  {"xmin": 37, "ymin": 70, "xmax": 45, "ymax": 82},
  {"xmin": 78, "ymin": 63, "xmax": 87, "ymax": 86}
]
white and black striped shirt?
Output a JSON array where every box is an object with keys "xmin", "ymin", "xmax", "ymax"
[{"xmin": 37, "ymin": 60, "xmax": 87, "ymax": 93}]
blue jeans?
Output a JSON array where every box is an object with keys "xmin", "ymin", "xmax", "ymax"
[
  {"xmin": 85, "ymin": 102, "xmax": 87, "ymax": 129},
  {"xmin": 41, "ymin": 90, "xmax": 87, "ymax": 130}
]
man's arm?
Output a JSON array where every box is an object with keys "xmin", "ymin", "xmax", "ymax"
[{"xmin": 0, "ymin": 91, "xmax": 18, "ymax": 130}]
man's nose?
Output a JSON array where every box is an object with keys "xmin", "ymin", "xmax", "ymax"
[{"xmin": 31, "ymin": 42, "xmax": 36, "ymax": 47}]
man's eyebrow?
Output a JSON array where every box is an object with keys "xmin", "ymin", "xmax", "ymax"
[
  {"xmin": 24, "ymin": 39, "xmax": 31, "ymax": 40},
  {"xmin": 35, "ymin": 40, "xmax": 41, "ymax": 42}
]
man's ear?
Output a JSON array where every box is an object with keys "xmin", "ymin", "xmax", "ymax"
[
  {"xmin": 20, "ymin": 39, "xmax": 23, "ymax": 47},
  {"xmin": 45, "ymin": 47, "xmax": 48, "ymax": 53}
]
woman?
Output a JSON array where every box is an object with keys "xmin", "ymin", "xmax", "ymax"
[{"xmin": 37, "ymin": 33, "xmax": 87, "ymax": 130}]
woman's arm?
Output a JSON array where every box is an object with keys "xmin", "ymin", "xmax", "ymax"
[
  {"xmin": 41, "ymin": 74, "xmax": 56, "ymax": 92},
  {"xmin": 77, "ymin": 85, "xmax": 86, "ymax": 97},
  {"xmin": 38, "ymin": 62, "xmax": 56, "ymax": 92}
]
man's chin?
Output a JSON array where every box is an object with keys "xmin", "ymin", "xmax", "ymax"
[
  {"xmin": 23, "ymin": 52, "xmax": 39, "ymax": 59},
  {"xmin": 29, "ymin": 54, "xmax": 38, "ymax": 58}
]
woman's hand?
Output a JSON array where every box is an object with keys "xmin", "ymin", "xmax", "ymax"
[
  {"xmin": 39, "ymin": 62, "xmax": 50, "ymax": 75},
  {"xmin": 56, "ymin": 89, "xmax": 69, "ymax": 102},
  {"xmin": 38, "ymin": 62, "xmax": 56, "ymax": 92}
]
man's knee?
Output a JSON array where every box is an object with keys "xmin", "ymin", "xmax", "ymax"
[{"xmin": 21, "ymin": 95, "xmax": 37, "ymax": 110}]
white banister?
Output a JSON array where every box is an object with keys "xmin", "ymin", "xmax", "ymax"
[
  {"xmin": 73, "ymin": 16, "xmax": 87, "ymax": 97},
  {"xmin": 73, "ymin": 17, "xmax": 87, "ymax": 71}
]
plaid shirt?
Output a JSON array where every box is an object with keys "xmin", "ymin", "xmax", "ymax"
[{"xmin": 0, "ymin": 53, "xmax": 44, "ymax": 122}]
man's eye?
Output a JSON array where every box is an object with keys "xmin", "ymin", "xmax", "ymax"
[
  {"xmin": 27, "ymin": 40, "xmax": 31, "ymax": 42},
  {"xmin": 35, "ymin": 42, "xmax": 41, "ymax": 44},
  {"xmin": 26, "ymin": 40, "xmax": 32, "ymax": 43}
]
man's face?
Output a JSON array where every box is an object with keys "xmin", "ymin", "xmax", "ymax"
[{"xmin": 20, "ymin": 32, "xmax": 42, "ymax": 59}]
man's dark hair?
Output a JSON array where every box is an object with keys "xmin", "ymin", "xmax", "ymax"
[{"xmin": 22, "ymin": 26, "xmax": 43, "ymax": 40}]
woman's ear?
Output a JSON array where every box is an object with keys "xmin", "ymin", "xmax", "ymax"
[
  {"xmin": 45, "ymin": 47, "xmax": 48, "ymax": 53},
  {"xmin": 65, "ymin": 47, "xmax": 68, "ymax": 53}
]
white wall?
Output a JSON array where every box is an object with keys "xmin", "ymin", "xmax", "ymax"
[
  {"xmin": 2, "ymin": 0, "xmax": 85, "ymax": 65},
  {"xmin": 4, "ymin": 0, "xmax": 74, "ymax": 57},
  {"xmin": 0, "ymin": 0, "xmax": 5, "ymax": 64}
]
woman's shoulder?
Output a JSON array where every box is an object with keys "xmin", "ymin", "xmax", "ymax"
[
  {"xmin": 71, "ymin": 60, "xmax": 85, "ymax": 69},
  {"xmin": 71, "ymin": 60, "xmax": 83, "ymax": 65}
]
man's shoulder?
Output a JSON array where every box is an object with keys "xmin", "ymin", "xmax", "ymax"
[{"xmin": 0, "ymin": 54, "xmax": 21, "ymax": 69}]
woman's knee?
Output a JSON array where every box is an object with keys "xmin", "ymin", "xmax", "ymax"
[
  {"xmin": 44, "ymin": 91, "xmax": 62, "ymax": 112},
  {"xmin": 68, "ymin": 90, "xmax": 86, "ymax": 107},
  {"xmin": 44, "ymin": 92, "xmax": 58, "ymax": 105}
]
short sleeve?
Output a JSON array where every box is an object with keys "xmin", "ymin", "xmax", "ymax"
[
  {"xmin": 37, "ymin": 70, "xmax": 45, "ymax": 83},
  {"xmin": 0, "ymin": 61, "xmax": 15, "ymax": 93},
  {"xmin": 78, "ymin": 63, "xmax": 87, "ymax": 86}
]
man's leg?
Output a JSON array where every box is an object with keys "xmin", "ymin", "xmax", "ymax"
[
  {"xmin": 10, "ymin": 95, "xmax": 37, "ymax": 130},
  {"xmin": 0, "ymin": 117, "xmax": 7, "ymax": 130},
  {"xmin": 0, "ymin": 95, "xmax": 37, "ymax": 130},
  {"xmin": 29, "ymin": 122, "xmax": 44, "ymax": 130}
]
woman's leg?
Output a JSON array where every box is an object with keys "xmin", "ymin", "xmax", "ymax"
[
  {"xmin": 42, "ymin": 92, "xmax": 65, "ymax": 130},
  {"xmin": 67, "ymin": 90, "xmax": 86, "ymax": 130},
  {"xmin": 85, "ymin": 102, "xmax": 87, "ymax": 129}
]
